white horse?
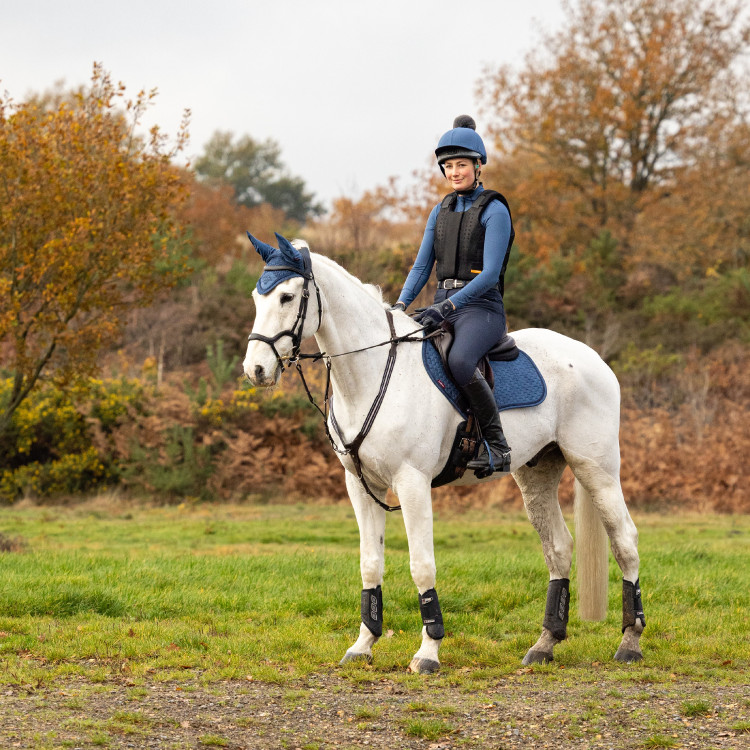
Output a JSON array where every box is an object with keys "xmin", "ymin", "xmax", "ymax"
[{"xmin": 243, "ymin": 233, "xmax": 645, "ymax": 673}]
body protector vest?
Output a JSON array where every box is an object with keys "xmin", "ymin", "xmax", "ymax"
[{"xmin": 434, "ymin": 190, "xmax": 515, "ymax": 296}]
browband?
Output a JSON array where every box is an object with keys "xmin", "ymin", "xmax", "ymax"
[{"xmin": 263, "ymin": 264, "xmax": 313, "ymax": 278}]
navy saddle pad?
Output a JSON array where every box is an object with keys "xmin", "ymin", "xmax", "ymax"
[{"xmin": 422, "ymin": 340, "xmax": 547, "ymax": 415}]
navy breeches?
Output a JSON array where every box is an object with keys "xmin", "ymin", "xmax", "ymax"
[{"xmin": 435, "ymin": 289, "xmax": 506, "ymax": 388}]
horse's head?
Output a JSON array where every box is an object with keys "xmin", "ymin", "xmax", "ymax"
[{"xmin": 243, "ymin": 233, "xmax": 321, "ymax": 386}]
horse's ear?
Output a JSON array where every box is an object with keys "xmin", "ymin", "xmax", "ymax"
[
  {"xmin": 275, "ymin": 233, "xmax": 303, "ymax": 266},
  {"xmin": 247, "ymin": 232, "xmax": 276, "ymax": 263}
]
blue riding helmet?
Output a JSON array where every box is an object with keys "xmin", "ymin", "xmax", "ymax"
[{"xmin": 435, "ymin": 115, "xmax": 487, "ymax": 166}]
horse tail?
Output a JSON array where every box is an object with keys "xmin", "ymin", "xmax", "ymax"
[{"xmin": 574, "ymin": 478, "xmax": 609, "ymax": 620}]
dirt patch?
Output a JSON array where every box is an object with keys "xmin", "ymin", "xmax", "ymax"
[{"xmin": 1, "ymin": 674, "xmax": 747, "ymax": 749}]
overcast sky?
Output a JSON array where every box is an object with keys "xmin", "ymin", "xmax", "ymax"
[{"xmin": 1, "ymin": 0, "xmax": 566, "ymax": 210}]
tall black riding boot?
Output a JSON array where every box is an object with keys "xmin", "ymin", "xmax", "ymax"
[{"xmin": 463, "ymin": 369, "xmax": 512, "ymax": 478}]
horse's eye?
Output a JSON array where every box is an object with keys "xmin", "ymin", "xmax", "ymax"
[{"xmin": 280, "ymin": 293, "xmax": 294, "ymax": 305}]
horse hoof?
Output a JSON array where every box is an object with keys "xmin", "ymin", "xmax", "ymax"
[
  {"xmin": 408, "ymin": 657, "xmax": 440, "ymax": 674},
  {"xmin": 614, "ymin": 647, "xmax": 643, "ymax": 663},
  {"xmin": 522, "ymin": 649, "xmax": 553, "ymax": 665},
  {"xmin": 339, "ymin": 650, "xmax": 372, "ymax": 666}
]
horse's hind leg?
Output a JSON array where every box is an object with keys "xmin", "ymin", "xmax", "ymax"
[
  {"xmin": 567, "ymin": 454, "xmax": 645, "ymax": 662},
  {"xmin": 340, "ymin": 471, "xmax": 387, "ymax": 665},
  {"xmin": 514, "ymin": 448, "xmax": 573, "ymax": 665}
]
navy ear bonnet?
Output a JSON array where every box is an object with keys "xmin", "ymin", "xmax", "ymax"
[{"xmin": 247, "ymin": 232, "xmax": 310, "ymax": 295}]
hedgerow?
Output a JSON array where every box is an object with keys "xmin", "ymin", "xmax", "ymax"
[{"xmin": 0, "ymin": 372, "xmax": 340, "ymax": 504}]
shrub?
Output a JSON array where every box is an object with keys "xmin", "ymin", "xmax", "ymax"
[
  {"xmin": 0, "ymin": 376, "xmax": 146, "ymax": 502},
  {"xmin": 120, "ymin": 424, "xmax": 214, "ymax": 500},
  {"xmin": 612, "ymin": 343, "xmax": 683, "ymax": 409}
]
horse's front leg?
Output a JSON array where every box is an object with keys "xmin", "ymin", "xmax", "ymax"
[
  {"xmin": 394, "ymin": 465, "xmax": 443, "ymax": 674},
  {"xmin": 340, "ymin": 470, "xmax": 387, "ymax": 665}
]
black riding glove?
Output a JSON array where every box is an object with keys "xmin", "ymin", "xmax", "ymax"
[{"xmin": 415, "ymin": 299, "xmax": 456, "ymax": 332}]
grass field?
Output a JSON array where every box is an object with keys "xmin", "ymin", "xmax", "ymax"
[{"xmin": 0, "ymin": 500, "xmax": 748, "ymax": 749}]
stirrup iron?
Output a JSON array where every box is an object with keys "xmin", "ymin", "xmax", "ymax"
[{"xmin": 467, "ymin": 439, "xmax": 511, "ymax": 478}]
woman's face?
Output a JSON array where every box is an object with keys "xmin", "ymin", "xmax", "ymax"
[{"xmin": 443, "ymin": 158, "xmax": 477, "ymax": 191}]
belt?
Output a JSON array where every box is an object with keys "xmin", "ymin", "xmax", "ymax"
[
  {"xmin": 437, "ymin": 278, "xmax": 503, "ymax": 293},
  {"xmin": 437, "ymin": 278, "xmax": 468, "ymax": 289}
]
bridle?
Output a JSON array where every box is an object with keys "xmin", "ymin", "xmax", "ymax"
[
  {"xmin": 247, "ymin": 243, "xmax": 322, "ymax": 373},
  {"xmin": 247, "ymin": 247, "xmax": 430, "ymax": 514}
]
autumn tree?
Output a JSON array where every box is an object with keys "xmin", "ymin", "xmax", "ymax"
[
  {"xmin": 119, "ymin": 175, "xmax": 293, "ymax": 375},
  {"xmin": 0, "ymin": 64, "xmax": 190, "ymax": 437},
  {"xmin": 176, "ymin": 175, "xmax": 289, "ymax": 267},
  {"xmin": 479, "ymin": 0, "xmax": 750, "ymax": 263},
  {"xmin": 305, "ymin": 179, "xmax": 438, "ymax": 299},
  {"xmin": 194, "ymin": 131, "xmax": 323, "ymax": 223},
  {"xmin": 634, "ymin": 117, "xmax": 750, "ymax": 280},
  {"xmin": 474, "ymin": 0, "xmax": 750, "ymax": 356}
]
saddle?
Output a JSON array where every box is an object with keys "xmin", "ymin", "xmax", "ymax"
[
  {"xmin": 429, "ymin": 321, "xmax": 519, "ymax": 391},
  {"xmin": 429, "ymin": 323, "xmax": 519, "ymax": 487}
]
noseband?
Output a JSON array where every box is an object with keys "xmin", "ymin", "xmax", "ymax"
[{"xmin": 247, "ymin": 244, "xmax": 322, "ymax": 371}]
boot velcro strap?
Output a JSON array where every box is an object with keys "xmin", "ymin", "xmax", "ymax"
[
  {"xmin": 621, "ymin": 578, "xmax": 645, "ymax": 633},
  {"xmin": 543, "ymin": 578, "xmax": 570, "ymax": 641},
  {"xmin": 419, "ymin": 588, "xmax": 445, "ymax": 640},
  {"xmin": 361, "ymin": 586, "xmax": 383, "ymax": 637}
]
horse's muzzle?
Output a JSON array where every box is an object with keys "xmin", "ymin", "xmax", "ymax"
[{"xmin": 244, "ymin": 361, "xmax": 280, "ymax": 387}]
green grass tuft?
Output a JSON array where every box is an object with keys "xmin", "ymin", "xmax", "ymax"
[
  {"xmin": 680, "ymin": 698, "xmax": 712, "ymax": 717},
  {"xmin": 199, "ymin": 735, "xmax": 229, "ymax": 747},
  {"xmin": 644, "ymin": 735, "xmax": 679, "ymax": 748},
  {"xmin": 353, "ymin": 705, "xmax": 382, "ymax": 720},
  {"xmin": 403, "ymin": 717, "xmax": 455, "ymax": 740}
]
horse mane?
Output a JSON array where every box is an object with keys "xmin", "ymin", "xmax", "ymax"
[{"xmin": 308, "ymin": 250, "xmax": 390, "ymax": 308}]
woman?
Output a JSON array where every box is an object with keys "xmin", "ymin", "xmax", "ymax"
[{"xmin": 392, "ymin": 115, "xmax": 514, "ymax": 476}]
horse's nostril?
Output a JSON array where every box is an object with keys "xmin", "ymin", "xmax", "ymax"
[{"xmin": 254, "ymin": 365, "xmax": 265, "ymax": 382}]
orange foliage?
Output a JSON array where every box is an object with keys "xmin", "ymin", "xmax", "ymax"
[
  {"xmin": 177, "ymin": 178, "xmax": 249, "ymax": 265},
  {"xmin": 307, "ymin": 179, "xmax": 430, "ymax": 257},
  {"xmin": 253, "ymin": 344, "xmax": 749, "ymax": 512},
  {"xmin": 478, "ymin": 0, "xmax": 750, "ymax": 270},
  {"xmin": 634, "ymin": 120, "xmax": 750, "ymax": 281},
  {"xmin": 0, "ymin": 64, "xmax": 190, "ymax": 434},
  {"xmin": 618, "ymin": 343, "xmax": 750, "ymax": 512},
  {"xmin": 125, "ymin": 345, "xmax": 743, "ymax": 512},
  {"xmin": 177, "ymin": 175, "xmax": 293, "ymax": 269}
]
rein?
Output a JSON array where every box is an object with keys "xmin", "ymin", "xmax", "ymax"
[
  {"xmin": 248, "ymin": 246, "xmax": 431, "ymax": 514},
  {"xmin": 294, "ymin": 312, "xmax": 432, "ymax": 514}
]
